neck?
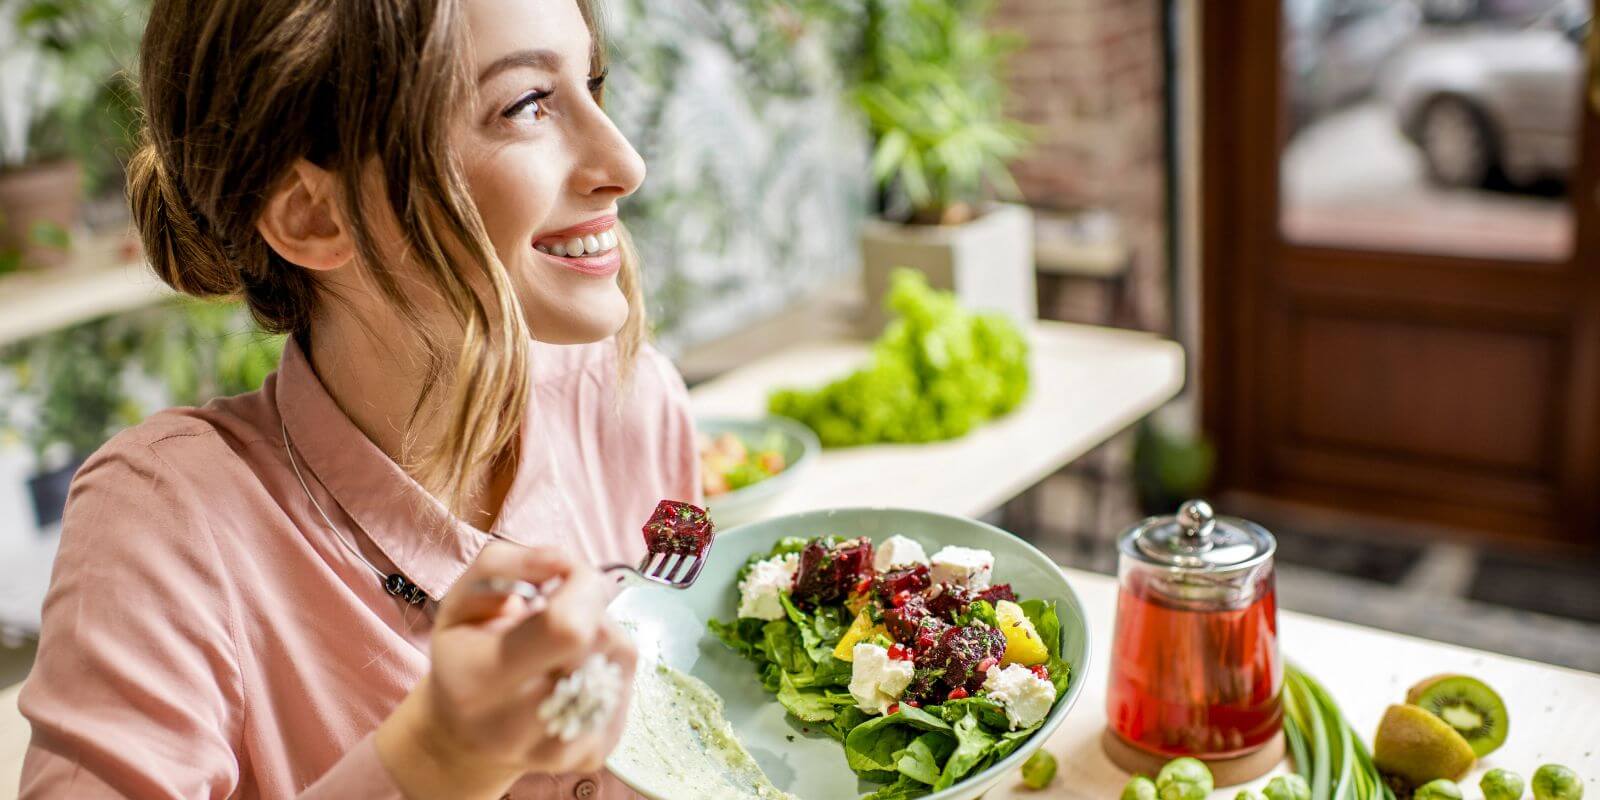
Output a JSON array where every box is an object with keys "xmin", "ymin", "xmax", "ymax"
[{"xmin": 305, "ymin": 305, "xmax": 516, "ymax": 532}]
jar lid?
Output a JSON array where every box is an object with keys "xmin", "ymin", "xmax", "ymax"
[{"xmin": 1117, "ymin": 499, "xmax": 1275, "ymax": 572}]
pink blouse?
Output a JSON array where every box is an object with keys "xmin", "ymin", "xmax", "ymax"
[{"xmin": 19, "ymin": 336, "xmax": 698, "ymax": 799}]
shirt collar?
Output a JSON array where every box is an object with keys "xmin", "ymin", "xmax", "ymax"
[{"xmin": 274, "ymin": 336, "xmax": 494, "ymax": 602}]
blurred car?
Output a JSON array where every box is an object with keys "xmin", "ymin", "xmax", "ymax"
[
  {"xmin": 1286, "ymin": 0, "xmax": 1423, "ymax": 132},
  {"xmin": 1384, "ymin": 1, "xmax": 1589, "ymax": 187}
]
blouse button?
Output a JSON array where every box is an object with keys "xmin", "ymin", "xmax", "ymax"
[{"xmin": 574, "ymin": 778, "xmax": 598, "ymax": 798}]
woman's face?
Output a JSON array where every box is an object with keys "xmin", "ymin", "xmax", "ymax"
[{"xmin": 456, "ymin": 0, "xmax": 646, "ymax": 345}]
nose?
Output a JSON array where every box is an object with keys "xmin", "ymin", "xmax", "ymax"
[{"xmin": 569, "ymin": 101, "xmax": 646, "ymax": 201}]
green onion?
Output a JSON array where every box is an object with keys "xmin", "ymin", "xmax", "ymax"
[{"xmin": 1282, "ymin": 666, "xmax": 1396, "ymax": 800}]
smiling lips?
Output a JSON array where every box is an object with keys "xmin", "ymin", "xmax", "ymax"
[{"xmin": 534, "ymin": 216, "xmax": 620, "ymax": 259}]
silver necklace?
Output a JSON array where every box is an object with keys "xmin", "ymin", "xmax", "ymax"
[{"xmin": 281, "ymin": 420, "xmax": 433, "ymax": 607}]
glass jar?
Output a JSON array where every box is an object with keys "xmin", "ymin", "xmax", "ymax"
[{"xmin": 1105, "ymin": 499, "xmax": 1282, "ymax": 759}]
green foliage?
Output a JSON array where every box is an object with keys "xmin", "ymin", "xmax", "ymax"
[
  {"xmin": 0, "ymin": 300, "xmax": 284, "ymax": 465},
  {"xmin": 852, "ymin": 0, "xmax": 1030, "ymax": 221},
  {"xmin": 3, "ymin": 0, "xmax": 146, "ymax": 184},
  {"xmin": 768, "ymin": 269, "xmax": 1029, "ymax": 447}
]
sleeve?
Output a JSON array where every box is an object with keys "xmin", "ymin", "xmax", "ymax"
[{"xmin": 17, "ymin": 437, "xmax": 406, "ymax": 800}]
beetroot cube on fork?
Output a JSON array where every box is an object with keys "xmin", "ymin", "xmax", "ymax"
[{"xmin": 641, "ymin": 500, "xmax": 715, "ymax": 556}]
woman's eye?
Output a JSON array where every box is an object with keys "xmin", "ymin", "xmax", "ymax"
[{"xmin": 503, "ymin": 90, "xmax": 551, "ymax": 123}]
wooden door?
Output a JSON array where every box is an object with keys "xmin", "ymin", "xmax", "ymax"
[{"xmin": 1201, "ymin": 0, "xmax": 1600, "ymax": 548}]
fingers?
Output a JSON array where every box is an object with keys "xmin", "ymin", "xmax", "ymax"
[
  {"xmin": 501, "ymin": 564, "xmax": 613, "ymax": 673},
  {"xmin": 437, "ymin": 542, "xmax": 578, "ymax": 628}
]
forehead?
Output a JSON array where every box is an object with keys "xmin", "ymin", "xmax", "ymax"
[{"xmin": 464, "ymin": 0, "xmax": 591, "ymax": 75}]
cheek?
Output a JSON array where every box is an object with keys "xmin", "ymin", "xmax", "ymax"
[{"xmin": 466, "ymin": 149, "xmax": 561, "ymax": 255}]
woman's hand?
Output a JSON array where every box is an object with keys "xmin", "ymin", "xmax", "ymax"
[{"xmin": 376, "ymin": 543, "xmax": 638, "ymax": 800}]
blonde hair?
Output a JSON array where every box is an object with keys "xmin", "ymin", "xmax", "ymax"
[{"xmin": 127, "ymin": 0, "xmax": 644, "ymax": 516}]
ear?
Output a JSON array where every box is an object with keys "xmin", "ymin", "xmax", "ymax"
[{"xmin": 256, "ymin": 159, "xmax": 353, "ymax": 272}]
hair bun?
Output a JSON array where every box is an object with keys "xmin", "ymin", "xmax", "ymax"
[{"xmin": 126, "ymin": 138, "xmax": 243, "ymax": 298}]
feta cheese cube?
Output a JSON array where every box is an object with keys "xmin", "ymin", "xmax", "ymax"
[
  {"xmin": 849, "ymin": 643, "xmax": 915, "ymax": 715},
  {"xmin": 929, "ymin": 546, "xmax": 994, "ymax": 590},
  {"xmin": 873, "ymin": 534, "xmax": 929, "ymax": 572},
  {"xmin": 981, "ymin": 663, "xmax": 1057, "ymax": 730},
  {"xmin": 737, "ymin": 553, "xmax": 799, "ymax": 620}
]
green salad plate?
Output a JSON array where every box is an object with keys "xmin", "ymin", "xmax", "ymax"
[
  {"xmin": 607, "ymin": 507, "xmax": 1091, "ymax": 800},
  {"xmin": 696, "ymin": 415, "xmax": 820, "ymax": 529}
]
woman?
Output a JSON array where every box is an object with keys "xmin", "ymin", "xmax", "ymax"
[{"xmin": 18, "ymin": 0, "xmax": 695, "ymax": 797}]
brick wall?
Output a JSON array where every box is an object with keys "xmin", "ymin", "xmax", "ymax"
[{"xmin": 992, "ymin": 0, "xmax": 1170, "ymax": 332}]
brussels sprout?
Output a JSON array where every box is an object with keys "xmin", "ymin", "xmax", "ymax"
[
  {"xmin": 1264, "ymin": 774, "xmax": 1311, "ymax": 800},
  {"xmin": 1021, "ymin": 750, "xmax": 1057, "ymax": 790},
  {"xmin": 1235, "ymin": 791, "xmax": 1266, "ymax": 800},
  {"xmin": 1482, "ymin": 768, "xmax": 1526, "ymax": 800},
  {"xmin": 1156, "ymin": 758, "xmax": 1215, "ymax": 800},
  {"xmin": 1120, "ymin": 776, "xmax": 1157, "ymax": 800},
  {"xmin": 1414, "ymin": 779, "xmax": 1464, "ymax": 800},
  {"xmin": 1533, "ymin": 764, "xmax": 1583, "ymax": 800}
]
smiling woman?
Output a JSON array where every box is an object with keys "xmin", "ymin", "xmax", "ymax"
[{"xmin": 16, "ymin": 1, "xmax": 699, "ymax": 799}]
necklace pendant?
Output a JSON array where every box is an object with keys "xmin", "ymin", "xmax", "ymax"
[{"xmin": 384, "ymin": 573, "xmax": 429, "ymax": 606}]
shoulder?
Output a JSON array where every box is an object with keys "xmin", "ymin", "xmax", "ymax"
[{"xmin": 62, "ymin": 386, "xmax": 279, "ymax": 561}]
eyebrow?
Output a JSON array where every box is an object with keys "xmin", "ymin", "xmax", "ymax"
[{"xmin": 477, "ymin": 48, "xmax": 561, "ymax": 85}]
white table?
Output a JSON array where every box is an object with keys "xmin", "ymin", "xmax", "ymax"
[
  {"xmin": 986, "ymin": 569, "xmax": 1600, "ymax": 799},
  {"xmin": 689, "ymin": 321, "xmax": 1188, "ymax": 520}
]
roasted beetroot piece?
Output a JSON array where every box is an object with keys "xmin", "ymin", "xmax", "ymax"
[
  {"xmin": 884, "ymin": 595, "xmax": 931, "ymax": 641},
  {"xmin": 873, "ymin": 564, "xmax": 931, "ymax": 606},
  {"xmin": 927, "ymin": 584, "xmax": 975, "ymax": 621},
  {"xmin": 792, "ymin": 536, "xmax": 874, "ymax": 607},
  {"xmin": 917, "ymin": 624, "xmax": 1007, "ymax": 694},
  {"xmin": 641, "ymin": 500, "xmax": 714, "ymax": 556},
  {"xmin": 977, "ymin": 583, "xmax": 1017, "ymax": 605},
  {"xmin": 911, "ymin": 616, "xmax": 952, "ymax": 655}
]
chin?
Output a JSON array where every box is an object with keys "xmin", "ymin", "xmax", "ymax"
[{"xmin": 518, "ymin": 280, "xmax": 630, "ymax": 345}]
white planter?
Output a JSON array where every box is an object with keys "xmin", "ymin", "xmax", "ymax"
[{"xmin": 858, "ymin": 203, "xmax": 1037, "ymax": 334}]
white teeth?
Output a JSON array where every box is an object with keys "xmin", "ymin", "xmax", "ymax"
[{"xmin": 538, "ymin": 227, "xmax": 619, "ymax": 258}]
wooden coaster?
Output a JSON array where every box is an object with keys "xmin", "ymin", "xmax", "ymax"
[{"xmin": 1101, "ymin": 728, "xmax": 1287, "ymax": 787}]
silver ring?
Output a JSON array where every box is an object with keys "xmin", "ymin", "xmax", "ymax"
[{"xmin": 537, "ymin": 654, "xmax": 625, "ymax": 742}]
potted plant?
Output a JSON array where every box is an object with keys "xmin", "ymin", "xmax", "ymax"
[
  {"xmin": 0, "ymin": 314, "xmax": 142, "ymax": 527},
  {"xmin": 0, "ymin": 0, "xmax": 144, "ymax": 272},
  {"xmin": 853, "ymin": 0, "xmax": 1035, "ymax": 333}
]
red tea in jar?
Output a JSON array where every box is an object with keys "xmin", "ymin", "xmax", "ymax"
[
  {"xmin": 1105, "ymin": 500, "xmax": 1283, "ymax": 761},
  {"xmin": 1107, "ymin": 567, "xmax": 1282, "ymax": 756}
]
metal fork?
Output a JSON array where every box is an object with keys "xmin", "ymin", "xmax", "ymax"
[
  {"xmin": 604, "ymin": 545, "xmax": 711, "ymax": 590},
  {"xmin": 471, "ymin": 542, "xmax": 712, "ymax": 606}
]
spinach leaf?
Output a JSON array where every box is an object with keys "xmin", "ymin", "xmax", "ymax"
[
  {"xmin": 932, "ymin": 709, "xmax": 998, "ymax": 791},
  {"xmin": 936, "ymin": 697, "xmax": 1010, "ymax": 730},
  {"xmin": 1018, "ymin": 598, "xmax": 1071, "ymax": 695},
  {"xmin": 762, "ymin": 620, "xmax": 811, "ymax": 676},
  {"xmin": 992, "ymin": 725, "xmax": 1041, "ymax": 760},
  {"xmin": 863, "ymin": 774, "xmax": 932, "ymax": 800},
  {"xmin": 845, "ymin": 705, "xmax": 953, "ymax": 778},
  {"xmin": 896, "ymin": 731, "xmax": 955, "ymax": 786},
  {"xmin": 776, "ymin": 671, "xmax": 839, "ymax": 722},
  {"xmin": 706, "ymin": 617, "xmax": 768, "ymax": 663},
  {"xmin": 829, "ymin": 706, "xmax": 872, "ymax": 742}
]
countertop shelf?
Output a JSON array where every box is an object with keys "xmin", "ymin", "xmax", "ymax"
[{"xmin": 0, "ymin": 233, "xmax": 174, "ymax": 347}]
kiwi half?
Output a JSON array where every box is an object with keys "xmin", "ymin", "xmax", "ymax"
[
  {"xmin": 1374, "ymin": 704, "xmax": 1478, "ymax": 789},
  {"xmin": 1406, "ymin": 674, "xmax": 1509, "ymax": 757}
]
